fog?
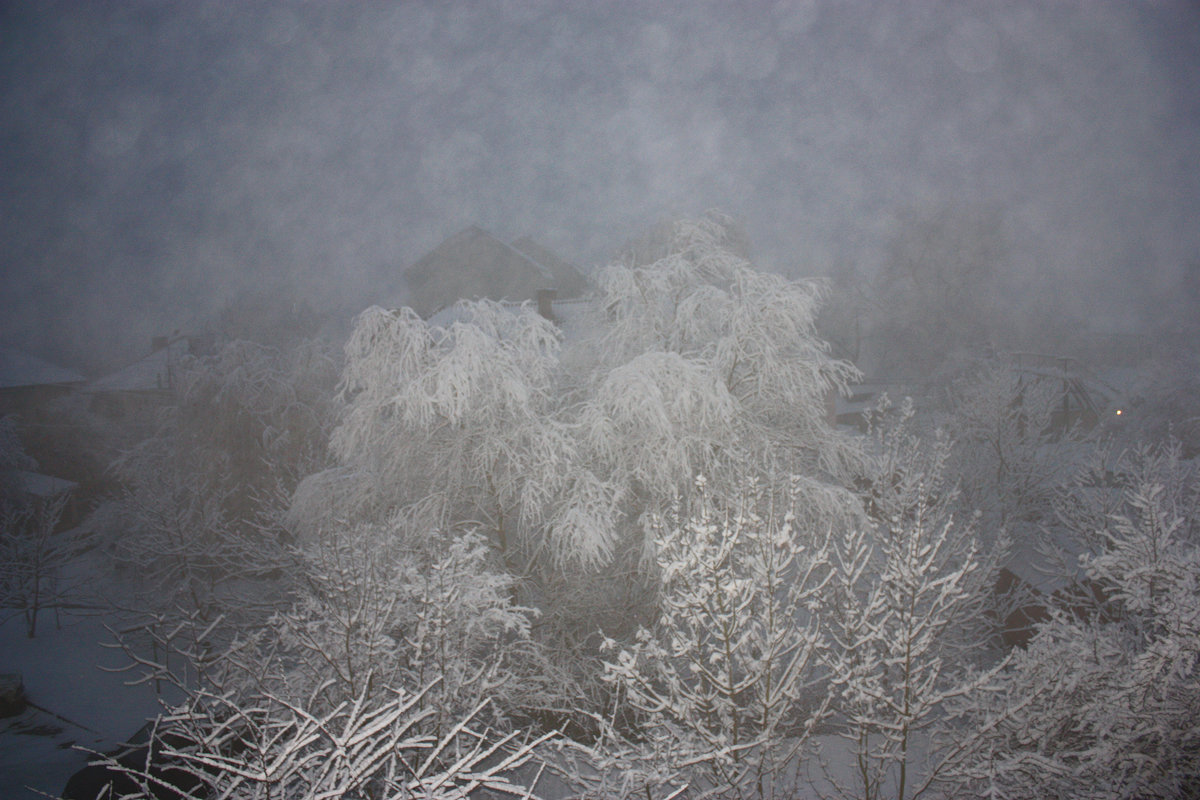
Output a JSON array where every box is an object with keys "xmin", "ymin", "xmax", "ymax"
[
  {"xmin": 2, "ymin": 0, "xmax": 1198, "ymax": 372},
  {"xmin": 4, "ymin": 6, "xmax": 1200, "ymax": 793}
]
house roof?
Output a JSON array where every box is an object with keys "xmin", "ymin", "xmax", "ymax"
[
  {"xmin": 427, "ymin": 295, "xmax": 601, "ymax": 341},
  {"xmin": 0, "ymin": 348, "xmax": 85, "ymax": 390},
  {"xmin": 87, "ymin": 339, "xmax": 188, "ymax": 394},
  {"xmin": 2, "ymin": 469, "xmax": 77, "ymax": 498},
  {"xmin": 404, "ymin": 227, "xmax": 589, "ymax": 317},
  {"xmin": 510, "ymin": 236, "xmax": 591, "ymax": 297}
]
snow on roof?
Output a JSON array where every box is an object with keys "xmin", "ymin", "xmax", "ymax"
[
  {"xmin": 510, "ymin": 236, "xmax": 591, "ymax": 296},
  {"xmin": 425, "ymin": 295, "xmax": 602, "ymax": 343},
  {"xmin": 404, "ymin": 227, "xmax": 589, "ymax": 318},
  {"xmin": 1092, "ymin": 366, "xmax": 1140, "ymax": 404},
  {"xmin": 87, "ymin": 340, "xmax": 186, "ymax": 393},
  {"xmin": 425, "ymin": 301, "xmax": 491, "ymax": 329},
  {"xmin": 0, "ymin": 348, "xmax": 85, "ymax": 390},
  {"xmin": 2, "ymin": 469, "xmax": 77, "ymax": 498},
  {"xmin": 496, "ymin": 235, "xmax": 555, "ymax": 284}
]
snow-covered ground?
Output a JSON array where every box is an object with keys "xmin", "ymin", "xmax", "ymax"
[
  {"xmin": 0, "ymin": 542, "xmax": 170, "ymax": 800},
  {"xmin": 0, "ymin": 611, "xmax": 165, "ymax": 800}
]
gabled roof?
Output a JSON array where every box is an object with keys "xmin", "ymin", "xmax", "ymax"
[
  {"xmin": 0, "ymin": 348, "xmax": 85, "ymax": 390},
  {"xmin": 87, "ymin": 339, "xmax": 188, "ymax": 394},
  {"xmin": 404, "ymin": 226, "xmax": 589, "ymax": 317},
  {"xmin": 510, "ymin": 236, "xmax": 591, "ymax": 298}
]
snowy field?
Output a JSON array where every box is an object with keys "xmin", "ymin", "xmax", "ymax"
[{"xmin": 0, "ymin": 604, "xmax": 164, "ymax": 799}]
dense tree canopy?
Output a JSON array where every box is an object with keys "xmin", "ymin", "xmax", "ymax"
[{"xmin": 308, "ymin": 212, "xmax": 863, "ymax": 579}]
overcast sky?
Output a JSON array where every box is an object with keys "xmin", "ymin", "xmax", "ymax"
[{"xmin": 2, "ymin": 0, "xmax": 1198, "ymax": 372}]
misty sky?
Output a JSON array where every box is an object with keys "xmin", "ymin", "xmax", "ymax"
[{"xmin": 2, "ymin": 0, "xmax": 1198, "ymax": 372}]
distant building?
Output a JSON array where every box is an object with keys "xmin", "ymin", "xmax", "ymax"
[
  {"xmin": 404, "ymin": 226, "xmax": 590, "ymax": 318},
  {"xmin": 0, "ymin": 348, "xmax": 87, "ymax": 506},
  {"xmin": 0, "ymin": 348, "xmax": 85, "ymax": 422},
  {"xmin": 86, "ymin": 333, "xmax": 214, "ymax": 420},
  {"xmin": 0, "ymin": 468, "xmax": 80, "ymax": 527},
  {"xmin": 1006, "ymin": 352, "xmax": 1125, "ymax": 435}
]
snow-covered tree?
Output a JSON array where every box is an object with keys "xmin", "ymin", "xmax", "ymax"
[
  {"xmin": 0, "ymin": 489, "xmax": 77, "ymax": 637},
  {"xmin": 944, "ymin": 362, "xmax": 1085, "ymax": 552},
  {"xmin": 108, "ymin": 337, "xmax": 339, "ymax": 617},
  {"xmin": 590, "ymin": 214, "xmax": 860, "ymax": 486},
  {"xmin": 108, "ymin": 642, "xmax": 557, "ymax": 800},
  {"xmin": 947, "ymin": 439, "xmax": 1200, "ymax": 799},
  {"xmin": 601, "ymin": 476, "xmax": 846, "ymax": 799},
  {"xmin": 173, "ymin": 337, "xmax": 340, "ymax": 523},
  {"xmin": 328, "ymin": 299, "xmax": 578, "ymax": 571},
  {"xmin": 265, "ymin": 521, "xmax": 543, "ymax": 734},
  {"xmin": 0, "ymin": 415, "xmax": 87, "ymax": 637},
  {"xmin": 322, "ymin": 212, "xmax": 861, "ymax": 586},
  {"xmin": 0, "ymin": 414, "xmax": 34, "ymax": 471},
  {"xmin": 107, "ymin": 511, "xmax": 560, "ymax": 799},
  {"xmin": 109, "ymin": 430, "xmax": 250, "ymax": 617},
  {"xmin": 822, "ymin": 401, "xmax": 1003, "ymax": 800}
]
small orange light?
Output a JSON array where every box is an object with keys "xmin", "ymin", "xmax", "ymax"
[{"xmin": 1115, "ymin": 409, "xmax": 1123, "ymax": 416}]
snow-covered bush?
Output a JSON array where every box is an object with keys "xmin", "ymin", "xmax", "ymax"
[
  {"xmin": 266, "ymin": 522, "xmax": 544, "ymax": 735},
  {"xmin": 600, "ymin": 476, "xmax": 847, "ymax": 799},
  {"xmin": 106, "ymin": 519, "xmax": 558, "ymax": 798},
  {"xmin": 89, "ymin": 675, "xmax": 556, "ymax": 799},
  {"xmin": 946, "ymin": 440, "xmax": 1200, "ymax": 799}
]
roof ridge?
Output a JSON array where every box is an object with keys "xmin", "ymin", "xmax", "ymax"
[{"xmin": 493, "ymin": 234, "xmax": 555, "ymax": 284}]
